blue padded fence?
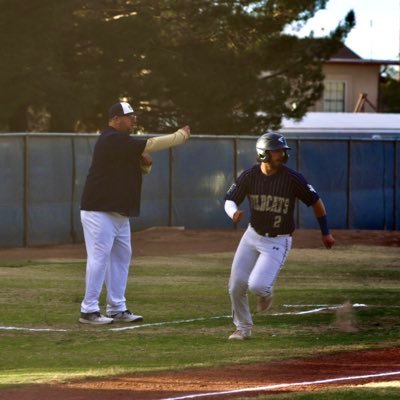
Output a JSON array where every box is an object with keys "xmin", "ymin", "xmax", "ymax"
[{"xmin": 0, "ymin": 133, "xmax": 398, "ymax": 247}]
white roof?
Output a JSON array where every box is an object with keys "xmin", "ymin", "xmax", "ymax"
[{"xmin": 280, "ymin": 112, "xmax": 400, "ymax": 137}]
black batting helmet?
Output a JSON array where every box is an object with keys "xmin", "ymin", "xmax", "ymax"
[{"xmin": 256, "ymin": 132, "xmax": 290, "ymax": 163}]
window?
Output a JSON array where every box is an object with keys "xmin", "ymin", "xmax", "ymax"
[{"xmin": 323, "ymin": 81, "xmax": 345, "ymax": 112}]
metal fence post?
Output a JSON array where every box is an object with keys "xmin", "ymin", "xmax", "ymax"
[
  {"xmin": 296, "ymin": 138, "xmax": 301, "ymax": 227},
  {"xmin": 22, "ymin": 135, "xmax": 29, "ymax": 247},
  {"xmin": 233, "ymin": 137, "xmax": 238, "ymax": 230},
  {"xmin": 346, "ymin": 140, "xmax": 352, "ymax": 229},
  {"xmin": 70, "ymin": 137, "xmax": 77, "ymax": 242},
  {"xmin": 168, "ymin": 147, "xmax": 173, "ymax": 226},
  {"xmin": 394, "ymin": 140, "xmax": 398, "ymax": 230}
]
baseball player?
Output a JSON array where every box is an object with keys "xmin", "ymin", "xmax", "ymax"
[
  {"xmin": 79, "ymin": 101, "xmax": 190, "ymax": 325},
  {"xmin": 224, "ymin": 132, "xmax": 335, "ymax": 340}
]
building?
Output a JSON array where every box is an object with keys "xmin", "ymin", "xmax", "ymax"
[
  {"xmin": 310, "ymin": 46, "xmax": 400, "ymax": 113},
  {"xmin": 280, "ymin": 112, "xmax": 400, "ymax": 139}
]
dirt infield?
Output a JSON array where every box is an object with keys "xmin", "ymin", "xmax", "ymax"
[
  {"xmin": 0, "ymin": 228, "xmax": 399, "ymax": 261},
  {"xmin": 1, "ymin": 228, "xmax": 399, "ymax": 399},
  {"xmin": 2, "ymin": 348, "xmax": 400, "ymax": 400}
]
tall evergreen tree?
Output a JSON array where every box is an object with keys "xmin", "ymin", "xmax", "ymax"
[
  {"xmin": 0, "ymin": 0, "xmax": 354, "ymax": 133},
  {"xmin": 380, "ymin": 68, "xmax": 400, "ymax": 113}
]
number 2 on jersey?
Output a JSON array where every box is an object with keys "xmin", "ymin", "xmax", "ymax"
[{"xmin": 273, "ymin": 215, "xmax": 282, "ymax": 228}]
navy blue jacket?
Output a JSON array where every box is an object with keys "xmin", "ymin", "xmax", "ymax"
[{"xmin": 81, "ymin": 127, "xmax": 147, "ymax": 217}]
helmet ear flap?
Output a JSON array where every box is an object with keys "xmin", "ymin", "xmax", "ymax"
[
  {"xmin": 283, "ymin": 150, "xmax": 289, "ymax": 164},
  {"xmin": 259, "ymin": 150, "xmax": 289, "ymax": 164},
  {"xmin": 257, "ymin": 150, "xmax": 271, "ymax": 163}
]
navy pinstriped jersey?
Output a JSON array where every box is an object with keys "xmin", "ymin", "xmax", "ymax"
[{"xmin": 225, "ymin": 165, "xmax": 320, "ymax": 235}]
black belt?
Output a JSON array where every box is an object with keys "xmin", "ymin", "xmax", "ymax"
[{"xmin": 251, "ymin": 225, "xmax": 291, "ymax": 238}]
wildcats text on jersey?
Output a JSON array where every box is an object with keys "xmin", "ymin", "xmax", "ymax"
[{"xmin": 249, "ymin": 194, "xmax": 290, "ymax": 214}]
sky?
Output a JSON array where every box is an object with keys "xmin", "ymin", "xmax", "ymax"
[{"xmin": 288, "ymin": 0, "xmax": 400, "ymax": 60}]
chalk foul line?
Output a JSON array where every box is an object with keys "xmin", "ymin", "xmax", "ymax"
[
  {"xmin": 0, "ymin": 303, "xmax": 368, "ymax": 333},
  {"xmin": 0, "ymin": 326, "xmax": 68, "ymax": 332},
  {"xmin": 110, "ymin": 315, "xmax": 231, "ymax": 331},
  {"xmin": 159, "ymin": 370, "xmax": 400, "ymax": 400}
]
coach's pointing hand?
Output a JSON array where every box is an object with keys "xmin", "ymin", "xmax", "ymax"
[{"xmin": 180, "ymin": 125, "xmax": 191, "ymax": 139}]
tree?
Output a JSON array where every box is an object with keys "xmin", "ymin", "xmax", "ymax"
[
  {"xmin": 380, "ymin": 67, "xmax": 400, "ymax": 113},
  {"xmin": 138, "ymin": 1, "xmax": 355, "ymax": 134},
  {"xmin": 0, "ymin": 0, "xmax": 354, "ymax": 133}
]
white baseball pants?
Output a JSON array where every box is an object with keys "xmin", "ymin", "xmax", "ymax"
[
  {"xmin": 228, "ymin": 225, "xmax": 292, "ymax": 332},
  {"xmin": 80, "ymin": 211, "xmax": 132, "ymax": 314}
]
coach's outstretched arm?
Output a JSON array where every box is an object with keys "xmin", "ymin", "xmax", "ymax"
[
  {"xmin": 312, "ymin": 199, "xmax": 335, "ymax": 249},
  {"xmin": 144, "ymin": 126, "xmax": 190, "ymax": 152}
]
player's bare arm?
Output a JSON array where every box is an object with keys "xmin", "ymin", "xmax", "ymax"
[{"xmin": 312, "ymin": 199, "xmax": 335, "ymax": 249}]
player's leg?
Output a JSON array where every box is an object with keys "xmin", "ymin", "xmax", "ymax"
[
  {"xmin": 80, "ymin": 211, "xmax": 115, "ymax": 322},
  {"xmin": 228, "ymin": 226, "xmax": 259, "ymax": 337},
  {"xmin": 248, "ymin": 236, "xmax": 292, "ymax": 311}
]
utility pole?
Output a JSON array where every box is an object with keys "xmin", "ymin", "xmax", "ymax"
[{"xmin": 398, "ymin": 0, "xmax": 400, "ymax": 79}]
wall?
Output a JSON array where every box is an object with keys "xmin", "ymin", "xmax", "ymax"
[
  {"xmin": 311, "ymin": 63, "xmax": 380, "ymax": 112},
  {"xmin": 0, "ymin": 133, "xmax": 398, "ymax": 247}
]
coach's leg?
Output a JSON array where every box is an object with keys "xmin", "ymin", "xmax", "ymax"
[
  {"xmin": 105, "ymin": 214, "xmax": 132, "ymax": 315},
  {"xmin": 229, "ymin": 227, "xmax": 259, "ymax": 333},
  {"xmin": 80, "ymin": 211, "xmax": 115, "ymax": 313}
]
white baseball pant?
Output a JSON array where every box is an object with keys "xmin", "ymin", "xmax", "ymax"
[
  {"xmin": 228, "ymin": 225, "xmax": 292, "ymax": 332},
  {"xmin": 80, "ymin": 211, "xmax": 132, "ymax": 314}
]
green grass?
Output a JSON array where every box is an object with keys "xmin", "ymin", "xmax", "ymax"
[
  {"xmin": 0, "ymin": 245, "xmax": 399, "ymax": 395},
  {"xmin": 241, "ymin": 386, "xmax": 400, "ymax": 399}
]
